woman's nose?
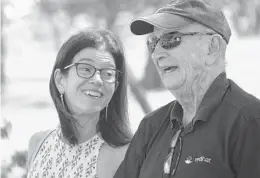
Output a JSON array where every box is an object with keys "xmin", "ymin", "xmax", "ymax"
[{"xmin": 88, "ymin": 71, "xmax": 103, "ymax": 86}]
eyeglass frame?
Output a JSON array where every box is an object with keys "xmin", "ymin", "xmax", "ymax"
[
  {"xmin": 62, "ymin": 62, "xmax": 122, "ymax": 84},
  {"xmin": 147, "ymin": 31, "xmax": 217, "ymax": 54},
  {"xmin": 163, "ymin": 129, "xmax": 183, "ymax": 177}
]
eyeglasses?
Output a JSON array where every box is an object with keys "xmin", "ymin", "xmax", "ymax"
[
  {"xmin": 163, "ymin": 129, "xmax": 183, "ymax": 177},
  {"xmin": 63, "ymin": 63, "xmax": 121, "ymax": 83},
  {"xmin": 147, "ymin": 32, "xmax": 216, "ymax": 54}
]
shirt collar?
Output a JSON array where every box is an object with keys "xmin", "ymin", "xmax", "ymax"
[
  {"xmin": 170, "ymin": 101, "xmax": 183, "ymax": 130},
  {"xmin": 170, "ymin": 72, "xmax": 230, "ymax": 128}
]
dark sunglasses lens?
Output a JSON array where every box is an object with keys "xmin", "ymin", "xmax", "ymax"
[
  {"xmin": 147, "ymin": 33, "xmax": 182, "ymax": 53},
  {"xmin": 160, "ymin": 34, "xmax": 181, "ymax": 49}
]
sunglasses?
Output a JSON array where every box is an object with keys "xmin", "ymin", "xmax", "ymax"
[
  {"xmin": 147, "ymin": 32, "xmax": 216, "ymax": 54},
  {"xmin": 163, "ymin": 129, "xmax": 183, "ymax": 177}
]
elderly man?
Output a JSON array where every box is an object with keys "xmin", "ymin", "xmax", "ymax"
[{"xmin": 114, "ymin": 0, "xmax": 260, "ymax": 178}]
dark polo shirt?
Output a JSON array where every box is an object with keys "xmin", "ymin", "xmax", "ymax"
[{"xmin": 114, "ymin": 73, "xmax": 260, "ymax": 178}]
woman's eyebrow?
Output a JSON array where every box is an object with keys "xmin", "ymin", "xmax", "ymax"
[
  {"xmin": 78, "ymin": 58, "xmax": 115, "ymax": 68},
  {"xmin": 78, "ymin": 58, "xmax": 93, "ymax": 62}
]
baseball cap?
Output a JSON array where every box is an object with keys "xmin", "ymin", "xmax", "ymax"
[{"xmin": 130, "ymin": 0, "xmax": 231, "ymax": 43}]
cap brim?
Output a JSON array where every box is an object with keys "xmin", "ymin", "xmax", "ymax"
[{"xmin": 130, "ymin": 13, "xmax": 193, "ymax": 35}]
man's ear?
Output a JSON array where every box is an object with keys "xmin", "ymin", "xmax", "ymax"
[
  {"xmin": 54, "ymin": 69, "xmax": 65, "ymax": 94},
  {"xmin": 206, "ymin": 34, "xmax": 221, "ymax": 66},
  {"xmin": 208, "ymin": 34, "xmax": 221, "ymax": 55}
]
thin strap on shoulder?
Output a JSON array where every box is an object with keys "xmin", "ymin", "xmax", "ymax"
[{"xmin": 28, "ymin": 129, "xmax": 55, "ymax": 169}]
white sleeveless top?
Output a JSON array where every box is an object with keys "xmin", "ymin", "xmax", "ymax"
[{"xmin": 27, "ymin": 128, "xmax": 105, "ymax": 178}]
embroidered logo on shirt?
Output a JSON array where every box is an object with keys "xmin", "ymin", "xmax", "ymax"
[
  {"xmin": 185, "ymin": 156, "xmax": 193, "ymax": 164},
  {"xmin": 185, "ymin": 156, "xmax": 211, "ymax": 164}
]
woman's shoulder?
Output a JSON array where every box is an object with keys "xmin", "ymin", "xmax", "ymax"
[
  {"xmin": 28, "ymin": 130, "xmax": 55, "ymax": 150},
  {"xmin": 97, "ymin": 143, "xmax": 129, "ymax": 178},
  {"xmin": 29, "ymin": 131, "xmax": 49, "ymax": 145},
  {"xmin": 27, "ymin": 130, "xmax": 56, "ymax": 168}
]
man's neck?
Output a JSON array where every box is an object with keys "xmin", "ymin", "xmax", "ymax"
[{"xmin": 171, "ymin": 70, "xmax": 223, "ymax": 127}]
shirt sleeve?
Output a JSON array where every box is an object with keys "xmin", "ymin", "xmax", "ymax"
[
  {"xmin": 231, "ymin": 118, "xmax": 260, "ymax": 178},
  {"xmin": 114, "ymin": 118, "xmax": 151, "ymax": 178}
]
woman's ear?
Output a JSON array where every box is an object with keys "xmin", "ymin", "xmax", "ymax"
[
  {"xmin": 54, "ymin": 69, "xmax": 66, "ymax": 94},
  {"xmin": 114, "ymin": 81, "xmax": 119, "ymax": 91}
]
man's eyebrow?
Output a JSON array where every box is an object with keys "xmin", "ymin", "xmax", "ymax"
[{"xmin": 151, "ymin": 31, "xmax": 179, "ymax": 39}]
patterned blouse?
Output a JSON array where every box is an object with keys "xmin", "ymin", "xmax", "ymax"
[{"xmin": 27, "ymin": 128, "xmax": 105, "ymax": 178}]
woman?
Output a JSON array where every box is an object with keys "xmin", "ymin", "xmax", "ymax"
[{"xmin": 27, "ymin": 28, "xmax": 132, "ymax": 178}]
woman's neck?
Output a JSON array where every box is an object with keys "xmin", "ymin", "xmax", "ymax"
[{"xmin": 72, "ymin": 112, "xmax": 100, "ymax": 144}]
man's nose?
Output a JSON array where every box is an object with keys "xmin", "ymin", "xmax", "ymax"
[{"xmin": 151, "ymin": 49, "xmax": 168, "ymax": 65}]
